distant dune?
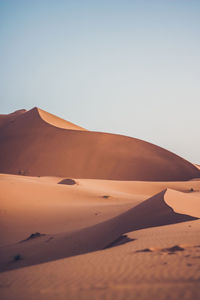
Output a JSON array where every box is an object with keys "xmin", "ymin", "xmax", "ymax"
[{"xmin": 0, "ymin": 107, "xmax": 199, "ymax": 181}]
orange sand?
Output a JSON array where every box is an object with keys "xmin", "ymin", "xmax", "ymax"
[{"xmin": 0, "ymin": 108, "xmax": 200, "ymax": 300}]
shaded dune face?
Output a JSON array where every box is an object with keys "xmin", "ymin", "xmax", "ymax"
[
  {"xmin": 0, "ymin": 107, "xmax": 199, "ymax": 181},
  {"xmin": 0, "ymin": 109, "xmax": 26, "ymax": 129}
]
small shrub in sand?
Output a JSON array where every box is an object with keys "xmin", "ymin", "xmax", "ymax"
[
  {"xmin": 58, "ymin": 178, "xmax": 76, "ymax": 185},
  {"xmin": 14, "ymin": 254, "xmax": 22, "ymax": 261}
]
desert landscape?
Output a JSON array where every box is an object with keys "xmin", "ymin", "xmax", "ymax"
[{"xmin": 0, "ymin": 108, "xmax": 200, "ymax": 300}]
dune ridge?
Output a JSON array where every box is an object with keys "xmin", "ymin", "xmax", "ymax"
[
  {"xmin": 0, "ymin": 107, "xmax": 199, "ymax": 181},
  {"xmin": 195, "ymin": 164, "xmax": 200, "ymax": 170},
  {"xmin": 36, "ymin": 107, "xmax": 86, "ymax": 130}
]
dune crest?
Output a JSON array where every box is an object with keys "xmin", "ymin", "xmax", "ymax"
[
  {"xmin": 36, "ymin": 107, "xmax": 86, "ymax": 131},
  {"xmin": 165, "ymin": 189, "xmax": 200, "ymax": 218},
  {"xmin": 195, "ymin": 164, "xmax": 200, "ymax": 170}
]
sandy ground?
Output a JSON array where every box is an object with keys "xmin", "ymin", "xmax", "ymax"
[
  {"xmin": 0, "ymin": 108, "xmax": 200, "ymax": 300},
  {"xmin": 1, "ymin": 220, "xmax": 200, "ymax": 300},
  {"xmin": 0, "ymin": 174, "xmax": 200, "ymax": 300}
]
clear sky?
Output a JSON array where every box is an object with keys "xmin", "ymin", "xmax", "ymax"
[{"xmin": 1, "ymin": 0, "xmax": 200, "ymax": 163}]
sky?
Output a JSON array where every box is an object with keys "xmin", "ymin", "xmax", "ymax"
[{"xmin": 0, "ymin": 0, "xmax": 200, "ymax": 163}]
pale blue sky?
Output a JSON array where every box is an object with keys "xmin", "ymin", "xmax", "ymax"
[{"xmin": 1, "ymin": 0, "xmax": 200, "ymax": 163}]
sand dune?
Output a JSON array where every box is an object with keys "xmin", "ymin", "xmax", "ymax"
[
  {"xmin": 1, "ymin": 174, "xmax": 200, "ymax": 246},
  {"xmin": 0, "ymin": 173, "xmax": 141, "ymax": 246},
  {"xmin": 0, "ymin": 107, "xmax": 199, "ymax": 180},
  {"xmin": 0, "ymin": 185, "xmax": 198, "ymax": 272},
  {"xmin": 0, "ymin": 107, "xmax": 200, "ymax": 300}
]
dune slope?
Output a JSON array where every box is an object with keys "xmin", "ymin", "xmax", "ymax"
[
  {"xmin": 0, "ymin": 188, "xmax": 197, "ymax": 272},
  {"xmin": 0, "ymin": 107, "xmax": 199, "ymax": 181},
  {"xmin": 0, "ymin": 109, "xmax": 26, "ymax": 129},
  {"xmin": 37, "ymin": 107, "xmax": 86, "ymax": 130},
  {"xmin": 1, "ymin": 219, "xmax": 200, "ymax": 300},
  {"xmin": 1, "ymin": 173, "xmax": 200, "ymax": 246}
]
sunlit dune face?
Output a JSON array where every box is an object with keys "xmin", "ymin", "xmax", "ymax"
[{"xmin": 37, "ymin": 108, "xmax": 86, "ymax": 131}]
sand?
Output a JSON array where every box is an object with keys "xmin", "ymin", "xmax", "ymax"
[{"xmin": 0, "ymin": 107, "xmax": 200, "ymax": 300}]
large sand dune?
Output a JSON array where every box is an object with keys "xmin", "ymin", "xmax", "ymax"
[{"xmin": 0, "ymin": 107, "xmax": 199, "ymax": 180}]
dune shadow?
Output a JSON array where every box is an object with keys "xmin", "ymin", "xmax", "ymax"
[
  {"xmin": 20, "ymin": 232, "xmax": 46, "ymax": 243},
  {"xmin": 104, "ymin": 234, "xmax": 136, "ymax": 249}
]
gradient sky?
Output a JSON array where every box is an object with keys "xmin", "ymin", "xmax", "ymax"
[{"xmin": 1, "ymin": 0, "xmax": 200, "ymax": 163}]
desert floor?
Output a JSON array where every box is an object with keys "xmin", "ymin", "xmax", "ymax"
[{"xmin": 0, "ymin": 173, "xmax": 200, "ymax": 300}]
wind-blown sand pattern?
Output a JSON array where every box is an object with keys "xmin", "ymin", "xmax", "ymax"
[{"xmin": 0, "ymin": 108, "xmax": 200, "ymax": 300}]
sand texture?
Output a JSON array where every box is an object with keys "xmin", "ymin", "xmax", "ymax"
[{"xmin": 0, "ymin": 108, "xmax": 200, "ymax": 300}]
